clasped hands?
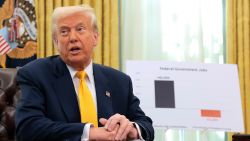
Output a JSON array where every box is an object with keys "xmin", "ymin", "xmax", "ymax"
[{"xmin": 89, "ymin": 113, "xmax": 139, "ymax": 141}]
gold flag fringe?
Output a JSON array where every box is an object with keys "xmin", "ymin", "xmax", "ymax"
[{"xmin": 8, "ymin": 41, "xmax": 37, "ymax": 59}]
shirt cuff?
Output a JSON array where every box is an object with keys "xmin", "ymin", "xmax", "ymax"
[
  {"xmin": 133, "ymin": 122, "xmax": 145, "ymax": 141},
  {"xmin": 81, "ymin": 123, "xmax": 92, "ymax": 141}
]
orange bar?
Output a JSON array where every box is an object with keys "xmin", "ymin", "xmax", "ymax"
[{"xmin": 201, "ymin": 109, "xmax": 221, "ymax": 118}]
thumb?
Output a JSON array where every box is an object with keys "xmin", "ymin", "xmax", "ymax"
[{"xmin": 99, "ymin": 118, "xmax": 108, "ymax": 126}]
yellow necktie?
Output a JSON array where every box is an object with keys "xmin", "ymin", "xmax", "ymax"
[{"xmin": 76, "ymin": 71, "xmax": 98, "ymax": 127}]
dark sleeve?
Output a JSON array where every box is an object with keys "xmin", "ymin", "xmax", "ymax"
[
  {"xmin": 15, "ymin": 67, "xmax": 84, "ymax": 141},
  {"xmin": 127, "ymin": 77, "xmax": 155, "ymax": 141}
]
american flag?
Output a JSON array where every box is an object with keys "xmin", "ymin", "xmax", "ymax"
[
  {"xmin": 0, "ymin": 27, "xmax": 18, "ymax": 55},
  {"xmin": 0, "ymin": 34, "xmax": 12, "ymax": 55}
]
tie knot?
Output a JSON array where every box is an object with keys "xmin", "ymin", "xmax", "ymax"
[{"xmin": 76, "ymin": 71, "xmax": 87, "ymax": 80}]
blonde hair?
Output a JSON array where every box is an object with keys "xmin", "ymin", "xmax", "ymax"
[{"xmin": 52, "ymin": 5, "xmax": 98, "ymax": 38}]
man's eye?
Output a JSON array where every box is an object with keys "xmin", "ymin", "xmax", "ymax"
[
  {"xmin": 60, "ymin": 30, "xmax": 68, "ymax": 36},
  {"xmin": 77, "ymin": 27, "xmax": 85, "ymax": 33}
]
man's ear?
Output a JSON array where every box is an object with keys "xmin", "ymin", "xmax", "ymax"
[
  {"xmin": 52, "ymin": 34, "xmax": 60, "ymax": 52},
  {"xmin": 93, "ymin": 32, "xmax": 99, "ymax": 46},
  {"xmin": 53, "ymin": 34, "xmax": 58, "ymax": 46}
]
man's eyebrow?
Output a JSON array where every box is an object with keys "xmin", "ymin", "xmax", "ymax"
[
  {"xmin": 58, "ymin": 26, "xmax": 70, "ymax": 29},
  {"xmin": 58, "ymin": 23, "xmax": 85, "ymax": 30},
  {"xmin": 59, "ymin": 26, "xmax": 70, "ymax": 29}
]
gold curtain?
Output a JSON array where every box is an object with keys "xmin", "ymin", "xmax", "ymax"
[
  {"xmin": 35, "ymin": 0, "xmax": 119, "ymax": 69},
  {"xmin": 227, "ymin": 0, "xmax": 250, "ymax": 140}
]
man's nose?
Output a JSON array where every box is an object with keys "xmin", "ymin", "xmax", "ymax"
[{"xmin": 69, "ymin": 31, "xmax": 78, "ymax": 43}]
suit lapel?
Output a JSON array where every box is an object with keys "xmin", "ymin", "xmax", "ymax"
[
  {"xmin": 51, "ymin": 59, "xmax": 113, "ymax": 124},
  {"xmin": 52, "ymin": 57, "xmax": 81, "ymax": 122},
  {"xmin": 93, "ymin": 64, "xmax": 114, "ymax": 122}
]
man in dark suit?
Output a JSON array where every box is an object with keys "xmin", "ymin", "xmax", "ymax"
[{"xmin": 15, "ymin": 4, "xmax": 154, "ymax": 141}]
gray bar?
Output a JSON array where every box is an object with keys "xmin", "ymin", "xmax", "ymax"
[{"xmin": 155, "ymin": 80, "xmax": 175, "ymax": 108}]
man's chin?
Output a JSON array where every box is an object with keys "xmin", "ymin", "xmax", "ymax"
[{"xmin": 68, "ymin": 58, "xmax": 90, "ymax": 68}]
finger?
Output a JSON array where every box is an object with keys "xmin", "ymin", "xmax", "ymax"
[
  {"xmin": 104, "ymin": 117, "xmax": 112, "ymax": 131},
  {"xmin": 115, "ymin": 118, "xmax": 130, "ymax": 140},
  {"xmin": 114, "ymin": 124, "xmax": 119, "ymax": 133},
  {"xmin": 112, "ymin": 125, "xmax": 120, "ymax": 140},
  {"xmin": 120, "ymin": 122, "xmax": 134, "ymax": 140},
  {"xmin": 105, "ymin": 114, "xmax": 121, "ymax": 131},
  {"xmin": 104, "ymin": 114, "xmax": 117, "ymax": 129},
  {"xmin": 99, "ymin": 118, "xmax": 108, "ymax": 126},
  {"xmin": 107, "ymin": 118, "xmax": 121, "ymax": 131}
]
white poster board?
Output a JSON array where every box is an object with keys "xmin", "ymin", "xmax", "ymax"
[{"xmin": 126, "ymin": 61, "xmax": 244, "ymax": 132}]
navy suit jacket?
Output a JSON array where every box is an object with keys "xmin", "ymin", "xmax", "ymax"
[{"xmin": 15, "ymin": 56, "xmax": 154, "ymax": 141}]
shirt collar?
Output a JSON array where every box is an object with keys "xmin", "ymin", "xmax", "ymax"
[{"xmin": 66, "ymin": 61, "xmax": 94, "ymax": 83}]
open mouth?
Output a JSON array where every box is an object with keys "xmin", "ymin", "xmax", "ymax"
[{"xmin": 70, "ymin": 46, "xmax": 81, "ymax": 54}]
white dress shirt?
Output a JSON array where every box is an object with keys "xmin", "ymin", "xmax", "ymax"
[{"xmin": 66, "ymin": 61, "xmax": 144, "ymax": 141}]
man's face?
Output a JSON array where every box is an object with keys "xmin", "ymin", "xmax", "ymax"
[{"xmin": 54, "ymin": 12, "xmax": 98, "ymax": 69}]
